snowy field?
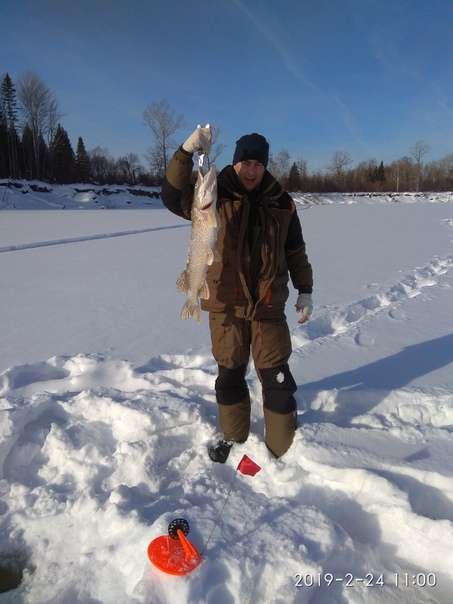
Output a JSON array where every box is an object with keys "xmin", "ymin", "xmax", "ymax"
[{"xmin": 0, "ymin": 182, "xmax": 453, "ymax": 603}]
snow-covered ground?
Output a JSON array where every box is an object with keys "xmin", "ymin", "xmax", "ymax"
[{"xmin": 0, "ymin": 182, "xmax": 453, "ymax": 603}]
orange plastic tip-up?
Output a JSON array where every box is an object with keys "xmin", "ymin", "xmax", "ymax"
[{"xmin": 147, "ymin": 519, "xmax": 201, "ymax": 576}]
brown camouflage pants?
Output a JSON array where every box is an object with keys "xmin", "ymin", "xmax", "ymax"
[
  {"xmin": 208, "ymin": 313, "xmax": 297, "ymax": 455},
  {"xmin": 209, "ymin": 312, "xmax": 293, "ymax": 371},
  {"xmin": 209, "ymin": 313, "xmax": 297, "ymax": 457}
]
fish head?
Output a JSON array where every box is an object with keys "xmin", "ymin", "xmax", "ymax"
[{"xmin": 194, "ymin": 165, "xmax": 217, "ymax": 212}]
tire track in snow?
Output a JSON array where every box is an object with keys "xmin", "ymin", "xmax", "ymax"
[{"xmin": 0, "ymin": 224, "xmax": 188, "ymax": 254}]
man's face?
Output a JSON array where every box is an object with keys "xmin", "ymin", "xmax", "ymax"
[{"xmin": 233, "ymin": 160, "xmax": 265, "ymax": 191}]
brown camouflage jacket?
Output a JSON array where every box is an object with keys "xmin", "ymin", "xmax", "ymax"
[{"xmin": 162, "ymin": 147, "xmax": 313, "ymax": 320}]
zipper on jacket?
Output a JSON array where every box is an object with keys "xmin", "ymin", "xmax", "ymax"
[{"xmin": 236, "ymin": 197, "xmax": 255, "ymax": 317}]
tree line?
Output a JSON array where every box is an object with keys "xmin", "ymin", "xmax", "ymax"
[
  {"xmin": 272, "ymin": 143, "xmax": 453, "ymax": 193},
  {"xmin": 0, "ymin": 71, "xmax": 151, "ymax": 185},
  {"xmin": 1, "ymin": 70, "xmax": 453, "ymax": 192}
]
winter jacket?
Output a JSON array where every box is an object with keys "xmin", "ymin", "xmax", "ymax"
[{"xmin": 162, "ymin": 147, "xmax": 313, "ymax": 320}]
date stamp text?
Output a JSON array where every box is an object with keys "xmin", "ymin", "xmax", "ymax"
[{"xmin": 294, "ymin": 572, "xmax": 437, "ymax": 588}]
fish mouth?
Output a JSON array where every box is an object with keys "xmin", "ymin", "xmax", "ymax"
[{"xmin": 202, "ymin": 202, "xmax": 213, "ymax": 210}]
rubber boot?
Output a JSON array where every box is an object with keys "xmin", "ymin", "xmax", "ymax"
[
  {"xmin": 209, "ymin": 440, "xmax": 234, "ymax": 463},
  {"xmin": 218, "ymin": 396, "xmax": 251, "ymax": 443},
  {"xmin": 264, "ymin": 408, "xmax": 297, "ymax": 458}
]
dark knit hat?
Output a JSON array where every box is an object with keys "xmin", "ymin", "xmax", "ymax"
[{"xmin": 233, "ymin": 133, "xmax": 269, "ymax": 168}]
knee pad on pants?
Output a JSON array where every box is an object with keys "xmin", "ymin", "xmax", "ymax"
[
  {"xmin": 258, "ymin": 364, "xmax": 297, "ymax": 414},
  {"xmin": 215, "ymin": 364, "xmax": 249, "ymax": 405}
]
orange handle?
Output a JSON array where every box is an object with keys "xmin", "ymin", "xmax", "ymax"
[{"xmin": 177, "ymin": 529, "xmax": 199, "ymax": 560}]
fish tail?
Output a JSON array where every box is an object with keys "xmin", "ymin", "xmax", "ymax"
[{"xmin": 180, "ymin": 299, "xmax": 202, "ymax": 324}]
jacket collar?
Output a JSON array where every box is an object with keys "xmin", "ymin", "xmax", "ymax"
[{"xmin": 218, "ymin": 165, "xmax": 284, "ymax": 204}]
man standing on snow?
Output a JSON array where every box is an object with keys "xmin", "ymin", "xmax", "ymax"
[{"xmin": 161, "ymin": 125, "xmax": 313, "ymax": 463}]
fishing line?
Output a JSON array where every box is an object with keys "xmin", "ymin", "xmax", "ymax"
[{"xmin": 199, "ymin": 467, "xmax": 239, "ymax": 556}]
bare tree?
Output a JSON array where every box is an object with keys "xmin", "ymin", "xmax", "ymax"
[
  {"xmin": 410, "ymin": 139, "xmax": 430, "ymax": 164},
  {"xmin": 206, "ymin": 125, "xmax": 225, "ymax": 167},
  {"xmin": 328, "ymin": 150, "xmax": 352, "ymax": 176},
  {"xmin": 296, "ymin": 156, "xmax": 308, "ymax": 180},
  {"xmin": 439, "ymin": 153, "xmax": 453, "ymax": 190},
  {"xmin": 268, "ymin": 149, "xmax": 290, "ymax": 182},
  {"xmin": 423, "ymin": 153, "xmax": 453, "ymax": 191},
  {"xmin": 17, "ymin": 71, "xmax": 62, "ymax": 179},
  {"xmin": 410, "ymin": 139, "xmax": 430, "ymax": 192},
  {"xmin": 327, "ymin": 150, "xmax": 353, "ymax": 190},
  {"xmin": 144, "ymin": 145, "xmax": 165, "ymax": 181},
  {"xmin": 89, "ymin": 146, "xmax": 112, "ymax": 184},
  {"xmin": 390, "ymin": 156, "xmax": 414, "ymax": 192},
  {"xmin": 354, "ymin": 158, "xmax": 377, "ymax": 186},
  {"xmin": 116, "ymin": 152, "xmax": 142, "ymax": 185},
  {"xmin": 143, "ymin": 99, "xmax": 185, "ymax": 179}
]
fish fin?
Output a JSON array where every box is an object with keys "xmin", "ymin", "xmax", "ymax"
[
  {"xmin": 199, "ymin": 280, "xmax": 210, "ymax": 300},
  {"xmin": 206, "ymin": 248, "xmax": 215, "ymax": 265},
  {"xmin": 207, "ymin": 210, "xmax": 218, "ymax": 228},
  {"xmin": 180, "ymin": 299, "xmax": 202, "ymax": 324},
  {"xmin": 176, "ymin": 270, "xmax": 189, "ymax": 294},
  {"xmin": 213, "ymin": 249, "xmax": 221, "ymax": 262}
]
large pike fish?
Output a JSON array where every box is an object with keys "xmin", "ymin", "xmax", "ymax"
[{"xmin": 176, "ymin": 163, "xmax": 219, "ymax": 323}]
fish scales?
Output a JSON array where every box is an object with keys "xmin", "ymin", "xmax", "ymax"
[{"xmin": 176, "ymin": 164, "xmax": 219, "ymax": 323}]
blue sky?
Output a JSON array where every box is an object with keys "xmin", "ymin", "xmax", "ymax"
[{"xmin": 1, "ymin": 0, "xmax": 452, "ymax": 172}]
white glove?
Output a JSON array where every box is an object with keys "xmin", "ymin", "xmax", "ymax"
[
  {"xmin": 182, "ymin": 124, "xmax": 212, "ymax": 155},
  {"xmin": 295, "ymin": 293, "xmax": 313, "ymax": 324}
]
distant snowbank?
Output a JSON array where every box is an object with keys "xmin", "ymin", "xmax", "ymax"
[
  {"xmin": 292, "ymin": 191, "xmax": 453, "ymax": 205},
  {"xmin": 1, "ymin": 179, "xmax": 452, "ymax": 210},
  {"xmin": 0, "ymin": 180, "xmax": 162, "ymax": 210}
]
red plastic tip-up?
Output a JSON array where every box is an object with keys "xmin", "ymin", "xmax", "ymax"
[{"xmin": 148, "ymin": 522, "xmax": 201, "ymax": 576}]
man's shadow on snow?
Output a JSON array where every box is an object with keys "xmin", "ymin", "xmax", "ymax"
[{"xmin": 298, "ymin": 334, "xmax": 453, "ymax": 427}]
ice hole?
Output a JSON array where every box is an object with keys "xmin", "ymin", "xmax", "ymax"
[{"xmin": 0, "ymin": 554, "xmax": 26, "ymax": 593}]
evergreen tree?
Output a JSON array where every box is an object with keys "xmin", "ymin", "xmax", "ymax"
[
  {"xmin": 376, "ymin": 161, "xmax": 385, "ymax": 182},
  {"xmin": 286, "ymin": 162, "xmax": 302, "ymax": 192},
  {"xmin": 0, "ymin": 105, "xmax": 8, "ymax": 177},
  {"xmin": 21, "ymin": 125, "xmax": 35, "ymax": 179},
  {"xmin": 1, "ymin": 73, "xmax": 20, "ymax": 178},
  {"xmin": 52, "ymin": 124, "xmax": 75, "ymax": 183},
  {"xmin": 75, "ymin": 136, "xmax": 91, "ymax": 183}
]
